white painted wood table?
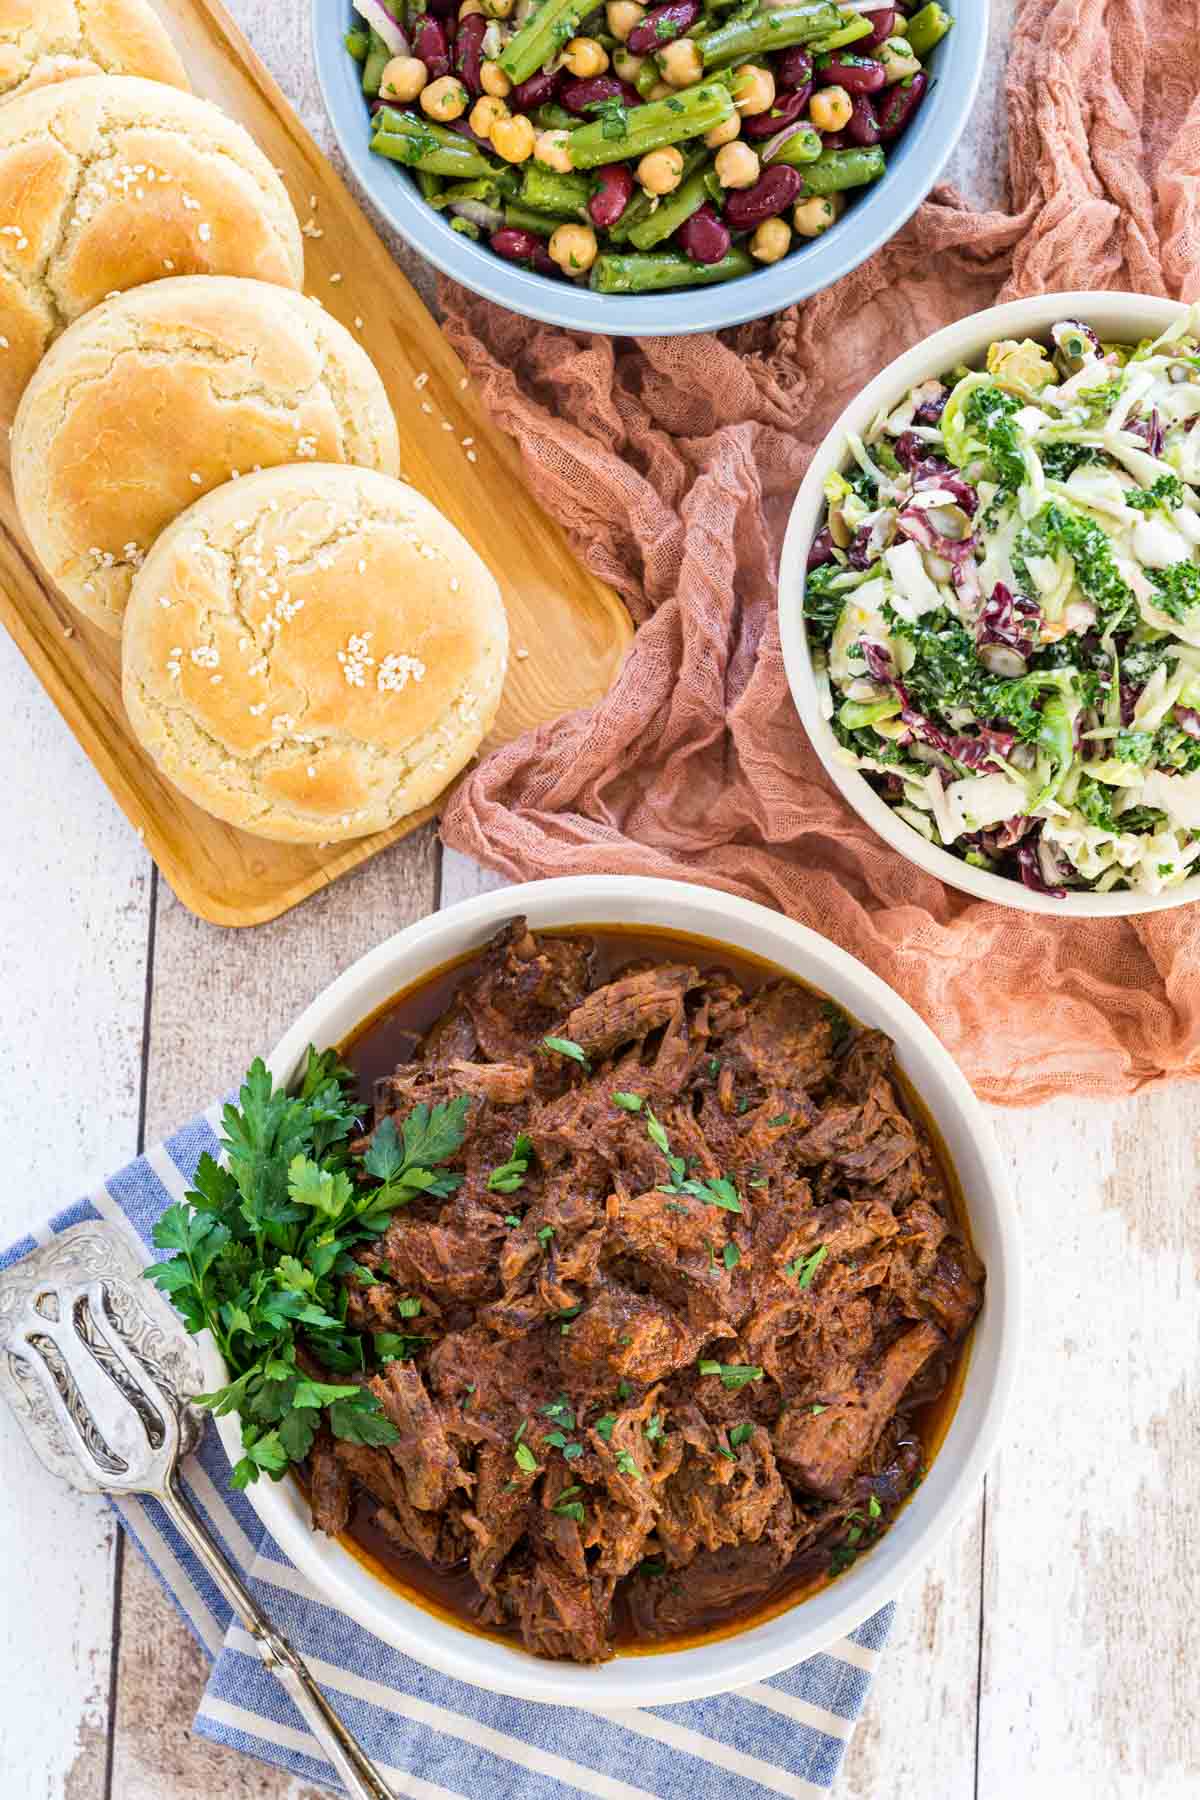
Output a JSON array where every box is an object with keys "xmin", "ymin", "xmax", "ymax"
[{"xmin": 1, "ymin": 2, "xmax": 1197, "ymax": 1796}]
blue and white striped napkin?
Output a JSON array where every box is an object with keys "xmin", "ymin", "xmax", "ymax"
[{"xmin": 2, "ymin": 1108, "xmax": 892, "ymax": 1798}]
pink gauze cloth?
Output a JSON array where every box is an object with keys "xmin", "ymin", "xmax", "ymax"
[{"xmin": 438, "ymin": 0, "xmax": 1200, "ymax": 1107}]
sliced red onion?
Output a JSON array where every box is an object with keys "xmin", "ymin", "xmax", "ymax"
[
  {"xmin": 760, "ymin": 119, "xmax": 815, "ymax": 166},
  {"xmin": 1176, "ymin": 706, "xmax": 1200, "ymax": 738},
  {"xmin": 1129, "ymin": 407, "xmax": 1165, "ymax": 459},
  {"xmin": 1120, "ymin": 681, "xmax": 1144, "ymax": 727},
  {"xmin": 451, "ymin": 199, "xmax": 505, "ymax": 232},
  {"xmin": 354, "ymin": 0, "xmax": 410, "ymax": 57}
]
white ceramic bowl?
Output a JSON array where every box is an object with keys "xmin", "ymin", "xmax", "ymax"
[
  {"xmin": 778, "ymin": 290, "xmax": 1200, "ymax": 917},
  {"xmin": 206, "ymin": 875, "xmax": 1019, "ymax": 1706}
]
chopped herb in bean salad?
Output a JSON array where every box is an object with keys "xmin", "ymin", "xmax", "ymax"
[
  {"xmin": 804, "ymin": 310, "xmax": 1200, "ymax": 899},
  {"xmin": 345, "ymin": 0, "xmax": 952, "ymax": 293}
]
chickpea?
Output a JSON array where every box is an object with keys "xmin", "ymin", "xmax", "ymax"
[
  {"xmin": 714, "ymin": 141, "xmax": 760, "ymax": 189},
  {"xmin": 534, "ymin": 128, "xmax": 575, "ymax": 173},
  {"xmin": 809, "ymin": 84, "xmax": 852, "ymax": 132},
  {"xmin": 458, "ymin": 0, "xmax": 484, "ymax": 15},
  {"xmin": 612, "ymin": 46, "xmax": 644, "ymax": 84},
  {"xmin": 470, "ymin": 94, "xmax": 509, "ymax": 138},
  {"xmin": 420, "ymin": 75, "xmax": 469, "ymax": 121},
  {"xmin": 491, "ymin": 111, "xmax": 537, "ymax": 161},
  {"xmin": 563, "ymin": 35, "xmax": 609, "ymax": 77},
  {"xmin": 880, "ymin": 35, "xmax": 921, "ymax": 81},
  {"xmin": 637, "ymin": 144, "xmax": 684, "ymax": 195},
  {"xmin": 548, "ymin": 221, "xmax": 598, "ymax": 274},
  {"xmin": 704, "ymin": 110, "xmax": 741, "ymax": 148},
  {"xmin": 750, "ymin": 216, "xmax": 791, "ymax": 263},
  {"xmin": 730, "ymin": 63, "xmax": 775, "ymax": 117},
  {"xmin": 480, "ymin": 60, "xmax": 512, "ymax": 98},
  {"xmin": 379, "ymin": 55, "xmax": 428, "ymax": 102},
  {"xmin": 657, "ymin": 38, "xmax": 703, "ymax": 88},
  {"xmin": 793, "ymin": 192, "xmax": 843, "ymax": 237},
  {"xmin": 480, "ymin": 0, "xmax": 514, "ymax": 16},
  {"xmin": 606, "ymin": 0, "xmax": 645, "ymax": 40},
  {"xmin": 646, "ymin": 79, "xmax": 673, "ymax": 100}
]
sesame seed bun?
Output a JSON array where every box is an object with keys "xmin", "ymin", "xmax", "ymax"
[
  {"xmin": 0, "ymin": 0, "xmax": 188, "ymax": 100},
  {"xmin": 12, "ymin": 275, "xmax": 400, "ymax": 633},
  {"xmin": 121, "ymin": 464, "xmax": 508, "ymax": 844},
  {"xmin": 0, "ymin": 76, "xmax": 305, "ymax": 430}
]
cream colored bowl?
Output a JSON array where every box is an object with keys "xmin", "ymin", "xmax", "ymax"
[
  {"xmin": 204, "ymin": 876, "xmax": 1019, "ymax": 1706},
  {"xmin": 778, "ymin": 291, "xmax": 1200, "ymax": 916}
]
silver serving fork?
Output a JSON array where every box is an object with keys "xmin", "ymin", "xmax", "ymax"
[{"xmin": 0, "ymin": 1222, "xmax": 394, "ymax": 1800}]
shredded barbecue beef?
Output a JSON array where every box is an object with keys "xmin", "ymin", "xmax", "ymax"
[{"xmin": 309, "ymin": 920, "xmax": 984, "ymax": 1663}]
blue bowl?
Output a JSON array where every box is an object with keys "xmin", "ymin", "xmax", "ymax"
[{"xmin": 313, "ymin": 0, "xmax": 989, "ymax": 337}]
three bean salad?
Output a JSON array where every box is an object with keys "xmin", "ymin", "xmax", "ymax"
[
  {"xmin": 804, "ymin": 310, "xmax": 1200, "ymax": 900},
  {"xmin": 345, "ymin": 0, "xmax": 952, "ymax": 292}
]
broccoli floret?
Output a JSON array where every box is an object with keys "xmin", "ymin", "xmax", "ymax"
[{"xmin": 1148, "ymin": 561, "xmax": 1200, "ymax": 623}]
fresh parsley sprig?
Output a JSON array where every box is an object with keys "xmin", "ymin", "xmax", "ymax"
[{"xmin": 144, "ymin": 1051, "xmax": 470, "ymax": 1489}]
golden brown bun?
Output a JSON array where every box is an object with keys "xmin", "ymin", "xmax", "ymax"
[
  {"xmin": 122, "ymin": 464, "xmax": 508, "ymax": 844},
  {"xmin": 0, "ymin": 0, "xmax": 188, "ymax": 99},
  {"xmin": 0, "ymin": 76, "xmax": 305, "ymax": 430},
  {"xmin": 12, "ymin": 275, "xmax": 400, "ymax": 632}
]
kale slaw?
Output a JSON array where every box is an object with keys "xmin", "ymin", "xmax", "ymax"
[{"xmin": 803, "ymin": 308, "xmax": 1200, "ymax": 900}]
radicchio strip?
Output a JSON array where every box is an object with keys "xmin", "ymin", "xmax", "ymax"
[
  {"xmin": 1017, "ymin": 827, "xmax": 1068, "ymax": 899},
  {"xmin": 860, "ymin": 642, "xmax": 1014, "ymax": 770}
]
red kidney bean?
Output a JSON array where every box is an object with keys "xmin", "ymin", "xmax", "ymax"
[
  {"xmin": 722, "ymin": 164, "xmax": 802, "ymax": 230},
  {"xmin": 410, "ymin": 14, "xmax": 450, "ymax": 80},
  {"xmin": 424, "ymin": 0, "xmax": 458, "ymax": 15},
  {"xmin": 820, "ymin": 54, "xmax": 886, "ymax": 94},
  {"xmin": 560, "ymin": 75, "xmax": 640, "ymax": 114},
  {"xmin": 589, "ymin": 163, "xmax": 634, "ymax": 229},
  {"xmin": 511, "ymin": 67, "xmax": 561, "ymax": 110},
  {"xmin": 743, "ymin": 85, "xmax": 810, "ymax": 140},
  {"xmin": 455, "ymin": 12, "xmax": 487, "ymax": 96},
  {"xmin": 626, "ymin": 0, "xmax": 699, "ymax": 55},
  {"xmin": 876, "ymin": 68, "xmax": 928, "ymax": 139},
  {"xmin": 490, "ymin": 229, "xmax": 561, "ymax": 276},
  {"xmin": 676, "ymin": 202, "xmax": 730, "ymax": 265},
  {"xmin": 774, "ymin": 46, "xmax": 813, "ymax": 91},
  {"xmin": 845, "ymin": 91, "xmax": 881, "ymax": 146},
  {"xmin": 861, "ymin": 6, "xmax": 897, "ymax": 49},
  {"xmin": 819, "ymin": 130, "xmax": 846, "ymax": 149}
]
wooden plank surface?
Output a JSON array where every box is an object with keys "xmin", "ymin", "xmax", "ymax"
[
  {"xmin": 0, "ymin": 0, "xmax": 632, "ymax": 928},
  {"xmin": 3, "ymin": 1, "xmax": 1200, "ymax": 1797}
]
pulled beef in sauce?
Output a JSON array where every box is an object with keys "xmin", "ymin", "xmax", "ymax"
[{"xmin": 308, "ymin": 919, "xmax": 984, "ymax": 1664}]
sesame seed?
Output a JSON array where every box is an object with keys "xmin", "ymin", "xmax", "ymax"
[
  {"xmin": 449, "ymin": 577, "xmax": 460, "ymax": 592},
  {"xmin": 461, "ymin": 437, "xmax": 475, "ymax": 447},
  {"xmin": 197, "ymin": 221, "xmax": 212, "ymax": 243},
  {"xmin": 441, "ymin": 420, "xmax": 453, "ymax": 431},
  {"xmin": 413, "ymin": 372, "xmax": 429, "ymax": 391},
  {"xmin": 516, "ymin": 648, "xmax": 529, "ymax": 660},
  {"xmin": 458, "ymin": 377, "xmax": 468, "ymax": 390},
  {"xmin": 189, "ymin": 472, "xmax": 202, "ymax": 485},
  {"xmin": 163, "ymin": 258, "xmax": 174, "ymax": 271},
  {"xmin": 329, "ymin": 271, "xmax": 343, "ymax": 284},
  {"xmin": 466, "ymin": 450, "xmax": 478, "ymax": 464},
  {"xmin": 307, "ymin": 765, "xmax": 316, "ymax": 778},
  {"xmin": 354, "ymin": 316, "xmax": 363, "ymax": 329},
  {"xmin": 63, "ymin": 624, "xmax": 75, "ymax": 638},
  {"xmin": 421, "ymin": 401, "xmax": 433, "ymax": 415}
]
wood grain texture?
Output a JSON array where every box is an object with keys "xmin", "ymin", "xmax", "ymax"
[{"xmin": 0, "ymin": 0, "xmax": 632, "ymax": 929}]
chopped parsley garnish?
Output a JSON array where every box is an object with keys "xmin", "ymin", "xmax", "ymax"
[
  {"xmin": 542, "ymin": 1035, "xmax": 591, "ymax": 1070},
  {"xmin": 723, "ymin": 1242, "xmax": 741, "ymax": 1271},
  {"xmin": 768, "ymin": 1112, "xmax": 791, "ymax": 1128},
  {"xmin": 644, "ymin": 1412, "xmax": 666, "ymax": 1442},
  {"xmin": 612, "ymin": 1091, "xmax": 644, "ymax": 1111},
  {"xmin": 728, "ymin": 1421, "xmax": 755, "ymax": 1449},
  {"xmin": 646, "ymin": 1108, "xmax": 743, "ymax": 1212},
  {"xmin": 395, "ymin": 1296, "xmax": 421, "ymax": 1318},
  {"xmin": 615, "ymin": 1449, "xmax": 642, "ymax": 1480},
  {"xmin": 586, "ymin": 95, "xmax": 629, "ymax": 139},
  {"xmin": 822, "ymin": 999, "xmax": 853, "ymax": 1051},
  {"xmin": 552, "ymin": 1486, "xmax": 586, "ymax": 1522},
  {"xmin": 145, "ymin": 1052, "xmax": 470, "ymax": 1488},
  {"xmin": 699, "ymin": 1360, "xmax": 764, "ymax": 1390},
  {"xmin": 514, "ymin": 1442, "xmax": 538, "ymax": 1474},
  {"xmin": 487, "ymin": 1132, "xmax": 534, "ymax": 1193},
  {"xmin": 594, "ymin": 1412, "xmax": 617, "ymax": 1441},
  {"xmin": 786, "ymin": 1244, "xmax": 828, "ymax": 1289},
  {"xmin": 809, "ymin": 1403, "xmax": 827, "ymax": 1415},
  {"xmin": 537, "ymin": 1224, "xmax": 556, "ymax": 1248},
  {"xmin": 868, "ymin": 1494, "xmax": 882, "ymax": 1519},
  {"xmin": 541, "ymin": 1394, "xmax": 576, "ymax": 1430}
]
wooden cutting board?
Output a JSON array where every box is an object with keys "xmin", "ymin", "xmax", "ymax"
[{"xmin": 0, "ymin": 0, "xmax": 632, "ymax": 928}]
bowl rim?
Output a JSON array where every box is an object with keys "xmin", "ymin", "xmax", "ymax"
[
  {"xmin": 778, "ymin": 288, "xmax": 1200, "ymax": 918},
  {"xmin": 310, "ymin": 0, "xmax": 990, "ymax": 338},
  {"xmin": 206, "ymin": 874, "xmax": 1020, "ymax": 1707}
]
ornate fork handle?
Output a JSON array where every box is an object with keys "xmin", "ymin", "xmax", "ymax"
[{"xmin": 163, "ymin": 1475, "xmax": 396, "ymax": 1800}]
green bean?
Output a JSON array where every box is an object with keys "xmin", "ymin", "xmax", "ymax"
[
  {"xmin": 628, "ymin": 168, "xmax": 710, "ymax": 249},
  {"xmin": 416, "ymin": 169, "xmax": 444, "ymax": 202},
  {"xmin": 362, "ymin": 27, "xmax": 390, "ymax": 96},
  {"xmin": 371, "ymin": 109, "xmax": 497, "ymax": 179},
  {"xmin": 763, "ymin": 123, "xmax": 822, "ymax": 167},
  {"xmin": 519, "ymin": 163, "xmax": 593, "ymax": 217},
  {"xmin": 635, "ymin": 58, "xmax": 661, "ymax": 98},
  {"xmin": 906, "ymin": 2, "xmax": 953, "ymax": 58},
  {"xmin": 344, "ymin": 28, "xmax": 369, "ymax": 61},
  {"xmin": 450, "ymin": 216, "xmax": 481, "ymax": 240},
  {"xmin": 428, "ymin": 175, "xmax": 511, "ymax": 209},
  {"xmin": 795, "ymin": 145, "xmax": 886, "ymax": 194},
  {"xmin": 807, "ymin": 14, "xmax": 873, "ymax": 52},
  {"xmin": 591, "ymin": 246, "xmax": 755, "ymax": 292},
  {"xmin": 569, "ymin": 84, "xmax": 734, "ymax": 168},
  {"xmin": 533, "ymin": 103, "xmax": 582, "ymax": 132},
  {"xmin": 504, "ymin": 203, "xmax": 563, "ymax": 236},
  {"xmin": 605, "ymin": 146, "xmax": 700, "ymax": 241},
  {"xmin": 697, "ymin": 2, "xmax": 840, "ymax": 69},
  {"xmin": 499, "ymin": 0, "xmax": 586, "ymax": 86}
]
